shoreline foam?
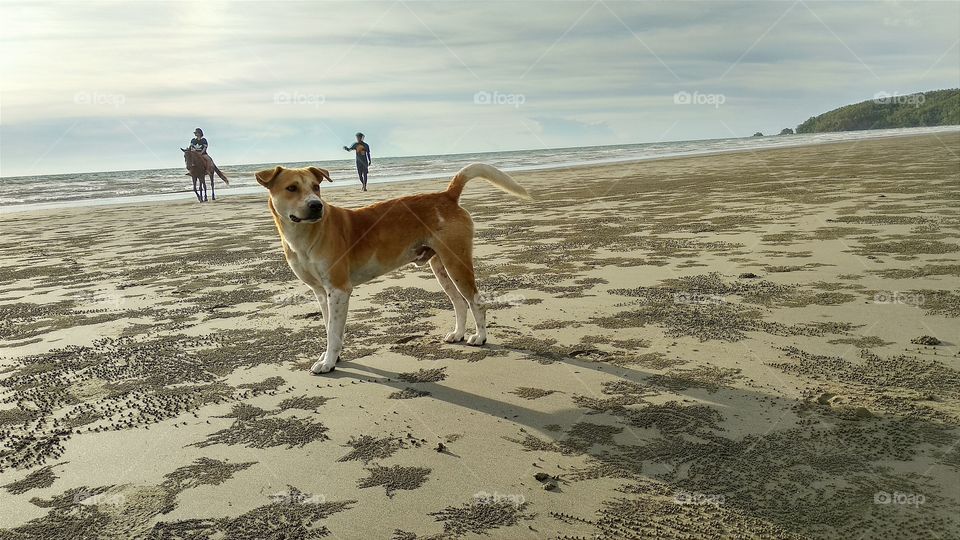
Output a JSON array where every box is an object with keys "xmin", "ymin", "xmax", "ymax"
[{"xmin": 3, "ymin": 125, "xmax": 957, "ymax": 214}]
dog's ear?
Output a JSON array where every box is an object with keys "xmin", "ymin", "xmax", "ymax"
[
  {"xmin": 308, "ymin": 167, "xmax": 332, "ymax": 183},
  {"xmin": 256, "ymin": 166, "xmax": 284, "ymax": 188}
]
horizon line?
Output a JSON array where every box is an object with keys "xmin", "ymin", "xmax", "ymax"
[{"xmin": 0, "ymin": 132, "xmax": 746, "ymax": 180}]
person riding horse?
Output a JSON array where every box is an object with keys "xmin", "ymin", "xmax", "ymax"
[
  {"xmin": 183, "ymin": 128, "xmax": 229, "ymax": 201},
  {"xmin": 189, "ymin": 128, "xmax": 221, "ymax": 175}
]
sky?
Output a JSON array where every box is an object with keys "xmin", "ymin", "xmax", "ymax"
[{"xmin": 0, "ymin": 0, "xmax": 957, "ymax": 177}]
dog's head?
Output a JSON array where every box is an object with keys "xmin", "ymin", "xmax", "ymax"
[{"xmin": 256, "ymin": 166, "xmax": 333, "ymax": 224}]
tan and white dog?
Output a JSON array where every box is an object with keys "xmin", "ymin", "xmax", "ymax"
[{"xmin": 256, "ymin": 163, "xmax": 531, "ymax": 374}]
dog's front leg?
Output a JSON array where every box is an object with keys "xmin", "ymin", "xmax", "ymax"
[
  {"xmin": 310, "ymin": 288, "xmax": 350, "ymax": 374},
  {"xmin": 309, "ymin": 285, "xmax": 328, "ymax": 327}
]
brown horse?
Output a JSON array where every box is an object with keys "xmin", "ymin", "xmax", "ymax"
[{"xmin": 182, "ymin": 149, "xmax": 229, "ymax": 202}]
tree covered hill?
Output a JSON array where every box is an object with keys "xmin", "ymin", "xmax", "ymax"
[{"xmin": 796, "ymin": 89, "xmax": 959, "ymax": 133}]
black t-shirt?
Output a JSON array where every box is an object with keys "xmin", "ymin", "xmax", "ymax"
[{"xmin": 190, "ymin": 137, "xmax": 208, "ymax": 153}]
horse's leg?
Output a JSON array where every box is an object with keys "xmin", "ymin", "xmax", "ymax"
[
  {"xmin": 193, "ymin": 176, "xmax": 201, "ymax": 201},
  {"xmin": 201, "ymin": 176, "xmax": 208, "ymax": 202},
  {"xmin": 209, "ymin": 171, "xmax": 216, "ymax": 200}
]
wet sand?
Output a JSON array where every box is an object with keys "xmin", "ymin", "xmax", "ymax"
[{"xmin": 0, "ymin": 132, "xmax": 958, "ymax": 538}]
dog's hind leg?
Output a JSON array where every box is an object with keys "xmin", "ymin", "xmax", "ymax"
[
  {"xmin": 430, "ymin": 256, "xmax": 468, "ymax": 343},
  {"xmin": 436, "ymin": 247, "xmax": 486, "ymax": 346}
]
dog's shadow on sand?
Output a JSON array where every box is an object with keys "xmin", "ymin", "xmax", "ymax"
[
  {"xmin": 318, "ymin": 344, "xmax": 959, "ymax": 537},
  {"xmin": 320, "ymin": 344, "xmax": 801, "ymax": 453}
]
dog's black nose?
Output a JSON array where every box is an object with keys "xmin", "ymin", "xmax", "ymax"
[{"xmin": 308, "ymin": 200, "xmax": 323, "ymax": 211}]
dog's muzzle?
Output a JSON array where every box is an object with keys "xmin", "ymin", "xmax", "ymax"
[{"xmin": 291, "ymin": 201, "xmax": 323, "ymax": 223}]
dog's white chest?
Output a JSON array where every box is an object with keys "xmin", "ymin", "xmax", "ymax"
[{"xmin": 286, "ymin": 248, "xmax": 331, "ymax": 288}]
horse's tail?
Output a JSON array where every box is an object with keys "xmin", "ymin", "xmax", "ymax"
[{"xmin": 215, "ymin": 167, "xmax": 229, "ymax": 185}]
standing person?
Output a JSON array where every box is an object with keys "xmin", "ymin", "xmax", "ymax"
[{"xmin": 343, "ymin": 132, "xmax": 372, "ymax": 191}]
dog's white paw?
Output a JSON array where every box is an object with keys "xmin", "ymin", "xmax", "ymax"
[
  {"xmin": 466, "ymin": 334, "xmax": 486, "ymax": 346},
  {"xmin": 310, "ymin": 353, "xmax": 337, "ymax": 374},
  {"xmin": 444, "ymin": 332, "xmax": 465, "ymax": 343}
]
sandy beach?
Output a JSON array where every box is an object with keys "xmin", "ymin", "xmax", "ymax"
[{"xmin": 1, "ymin": 132, "xmax": 958, "ymax": 538}]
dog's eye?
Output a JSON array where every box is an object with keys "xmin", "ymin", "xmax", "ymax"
[
  {"xmin": 286, "ymin": 185, "xmax": 298, "ymax": 192},
  {"xmin": 313, "ymin": 184, "xmax": 320, "ymax": 192}
]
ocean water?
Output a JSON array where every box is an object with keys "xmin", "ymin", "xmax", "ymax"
[{"xmin": 2, "ymin": 126, "xmax": 957, "ymax": 212}]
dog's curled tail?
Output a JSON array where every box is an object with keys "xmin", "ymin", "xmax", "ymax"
[
  {"xmin": 446, "ymin": 163, "xmax": 531, "ymax": 201},
  {"xmin": 215, "ymin": 167, "xmax": 230, "ymax": 185}
]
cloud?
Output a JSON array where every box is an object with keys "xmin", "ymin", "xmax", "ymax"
[{"xmin": 0, "ymin": 1, "xmax": 957, "ymax": 176}]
